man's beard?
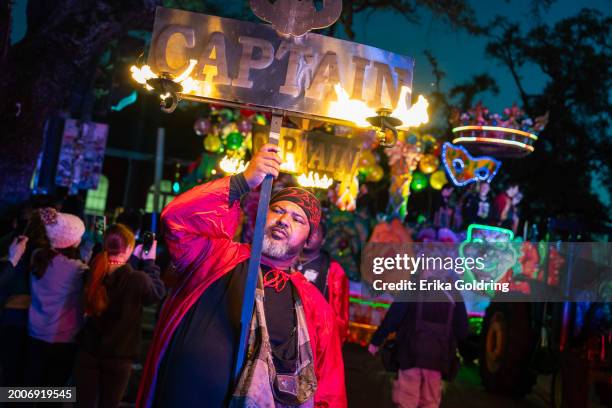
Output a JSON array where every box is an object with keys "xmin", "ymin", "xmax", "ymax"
[{"xmin": 262, "ymin": 231, "xmax": 301, "ymax": 260}]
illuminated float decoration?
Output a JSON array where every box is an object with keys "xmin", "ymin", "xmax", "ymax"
[
  {"xmin": 450, "ymin": 103, "xmax": 548, "ymax": 158},
  {"xmin": 458, "ymin": 223, "xmax": 518, "ymax": 297},
  {"xmin": 442, "ymin": 142, "xmax": 501, "ymax": 187}
]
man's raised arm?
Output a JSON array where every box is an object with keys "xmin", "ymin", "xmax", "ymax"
[{"xmin": 161, "ymin": 144, "xmax": 282, "ymax": 271}]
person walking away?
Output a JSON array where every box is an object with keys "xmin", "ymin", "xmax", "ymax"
[
  {"xmin": 297, "ymin": 222, "xmax": 350, "ymax": 343},
  {"xmin": 25, "ymin": 208, "xmax": 87, "ymax": 386},
  {"xmin": 75, "ymin": 224, "xmax": 165, "ymax": 408},
  {"xmin": 368, "ymin": 289, "xmax": 468, "ymax": 408}
]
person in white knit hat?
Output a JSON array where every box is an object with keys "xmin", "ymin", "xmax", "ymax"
[{"xmin": 24, "ymin": 207, "xmax": 88, "ymax": 387}]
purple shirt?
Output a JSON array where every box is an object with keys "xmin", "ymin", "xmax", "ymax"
[{"xmin": 29, "ymin": 254, "xmax": 88, "ymax": 343}]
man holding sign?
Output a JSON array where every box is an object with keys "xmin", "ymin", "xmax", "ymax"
[{"xmin": 137, "ymin": 145, "xmax": 346, "ymax": 408}]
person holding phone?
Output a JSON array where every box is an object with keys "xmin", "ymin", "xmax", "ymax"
[
  {"xmin": 0, "ymin": 236, "xmax": 28, "ymax": 288},
  {"xmin": 75, "ymin": 224, "xmax": 165, "ymax": 408}
]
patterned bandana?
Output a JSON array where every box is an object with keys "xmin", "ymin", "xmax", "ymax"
[{"xmin": 269, "ymin": 187, "xmax": 321, "ymax": 236}]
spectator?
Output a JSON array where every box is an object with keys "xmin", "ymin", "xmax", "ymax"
[
  {"xmin": 493, "ymin": 183, "xmax": 522, "ymax": 233},
  {"xmin": 25, "ymin": 208, "xmax": 87, "ymax": 387},
  {"xmin": 75, "ymin": 224, "xmax": 165, "ymax": 408},
  {"xmin": 368, "ymin": 286, "xmax": 468, "ymax": 408},
  {"xmin": 0, "ymin": 236, "xmax": 28, "ymax": 288},
  {"xmin": 0, "ymin": 206, "xmax": 39, "ymax": 387},
  {"xmin": 462, "ymin": 182, "xmax": 493, "ymax": 227},
  {"xmin": 297, "ymin": 222, "xmax": 350, "ymax": 343},
  {"xmin": 0, "ymin": 236, "xmax": 28, "ymax": 384},
  {"xmin": 115, "ymin": 209, "xmax": 144, "ymax": 239}
]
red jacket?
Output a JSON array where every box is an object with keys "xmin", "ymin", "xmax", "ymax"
[
  {"xmin": 136, "ymin": 177, "xmax": 346, "ymax": 408},
  {"xmin": 327, "ymin": 260, "xmax": 350, "ymax": 344}
]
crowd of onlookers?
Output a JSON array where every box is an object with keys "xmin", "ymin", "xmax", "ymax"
[
  {"xmin": 0, "ymin": 201, "xmax": 166, "ymax": 407},
  {"xmin": 0, "ymin": 187, "xmax": 471, "ymax": 408}
]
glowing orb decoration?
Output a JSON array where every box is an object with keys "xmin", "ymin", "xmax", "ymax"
[
  {"xmin": 442, "ymin": 142, "xmax": 501, "ymax": 187},
  {"xmin": 225, "ymin": 131, "xmax": 244, "ymax": 150},
  {"xmin": 430, "ymin": 169, "xmax": 448, "ymax": 190},
  {"xmin": 452, "ymin": 125, "xmax": 538, "ymax": 158},
  {"xmin": 203, "ymin": 134, "xmax": 222, "ymax": 152},
  {"xmin": 194, "ymin": 118, "xmax": 211, "ymax": 136},
  {"xmin": 410, "ymin": 171, "xmax": 428, "ymax": 192},
  {"xmin": 358, "ymin": 150, "xmax": 377, "ymax": 169},
  {"xmin": 418, "ymin": 154, "xmax": 440, "ymax": 174},
  {"xmin": 366, "ymin": 164, "xmax": 384, "ymax": 182}
]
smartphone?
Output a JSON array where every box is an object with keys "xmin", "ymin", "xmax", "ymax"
[
  {"xmin": 95, "ymin": 216, "xmax": 106, "ymax": 238},
  {"xmin": 142, "ymin": 231, "xmax": 155, "ymax": 255}
]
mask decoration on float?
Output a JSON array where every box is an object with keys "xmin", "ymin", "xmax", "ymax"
[{"xmin": 441, "ymin": 142, "xmax": 501, "ymax": 186}]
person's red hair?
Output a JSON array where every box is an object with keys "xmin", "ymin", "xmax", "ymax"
[{"xmin": 85, "ymin": 224, "xmax": 135, "ymax": 316}]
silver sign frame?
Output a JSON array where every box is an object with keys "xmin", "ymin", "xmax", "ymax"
[{"xmin": 148, "ymin": 7, "xmax": 415, "ymax": 124}]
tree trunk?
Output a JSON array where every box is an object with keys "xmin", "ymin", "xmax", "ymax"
[{"xmin": 0, "ymin": 0, "xmax": 157, "ymax": 212}]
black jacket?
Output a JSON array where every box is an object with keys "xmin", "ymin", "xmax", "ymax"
[
  {"xmin": 371, "ymin": 297, "xmax": 469, "ymax": 372},
  {"xmin": 79, "ymin": 258, "xmax": 165, "ymax": 359}
]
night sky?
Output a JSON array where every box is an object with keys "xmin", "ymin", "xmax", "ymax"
[{"xmin": 10, "ymin": 0, "xmax": 610, "ymax": 112}]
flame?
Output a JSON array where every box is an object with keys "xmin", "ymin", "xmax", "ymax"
[
  {"xmin": 130, "ymin": 65, "xmax": 156, "ymax": 84},
  {"xmin": 394, "ymin": 93, "xmax": 429, "ymax": 130},
  {"xmin": 328, "ymin": 84, "xmax": 376, "ymax": 128},
  {"xmin": 280, "ymin": 152, "xmax": 297, "ymax": 172},
  {"xmin": 327, "ymin": 84, "xmax": 428, "ymax": 130},
  {"xmin": 336, "ymin": 176, "xmax": 359, "ymax": 211},
  {"xmin": 297, "ymin": 172, "xmax": 334, "ymax": 189},
  {"xmin": 174, "ymin": 59, "xmax": 197, "ymax": 82},
  {"xmin": 130, "ymin": 59, "xmax": 206, "ymax": 95},
  {"xmin": 220, "ymin": 155, "xmax": 248, "ymax": 175},
  {"xmin": 130, "ymin": 65, "xmax": 156, "ymax": 91},
  {"xmin": 179, "ymin": 77, "xmax": 198, "ymax": 94}
]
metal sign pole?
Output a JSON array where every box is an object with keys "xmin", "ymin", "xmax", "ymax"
[
  {"xmin": 233, "ymin": 112, "xmax": 283, "ymax": 382},
  {"xmin": 152, "ymin": 127, "xmax": 165, "ymax": 233}
]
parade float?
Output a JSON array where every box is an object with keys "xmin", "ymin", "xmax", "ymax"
[{"xmin": 128, "ymin": 0, "xmax": 434, "ymax": 363}]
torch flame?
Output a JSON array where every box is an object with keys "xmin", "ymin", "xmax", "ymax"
[
  {"xmin": 130, "ymin": 65, "xmax": 156, "ymax": 91},
  {"xmin": 394, "ymin": 93, "xmax": 429, "ymax": 130},
  {"xmin": 336, "ymin": 176, "xmax": 359, "ymax": 211},
  {"xmin": 174, "ymin": 59, "xmax": 198, "ymax": 82},
  {"xmin": 328, "ymin": 84, "xmax": 376, "ymax": 128},
  {"xmin": 220, "ymin": 155, "xmax": 248, "ymax": 175},
  {"xmin": 280, "ymin": 152, "xmax": 297, "ymax": 172},
  {"xmin": 297, "ymin": 172, "xmax": 334, "ymax": 189},
  {"xmin": 328, "ymin": 84, "xmax": 428, "ymax": 130},
  {"xmin": 130, "ymin": 59, "xmax": 205, "ymax": 95}
]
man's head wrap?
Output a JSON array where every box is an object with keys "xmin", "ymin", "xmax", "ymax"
[{"xmin": 269, "ymin": 187, "xmax": 321, "ymax": 237}]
